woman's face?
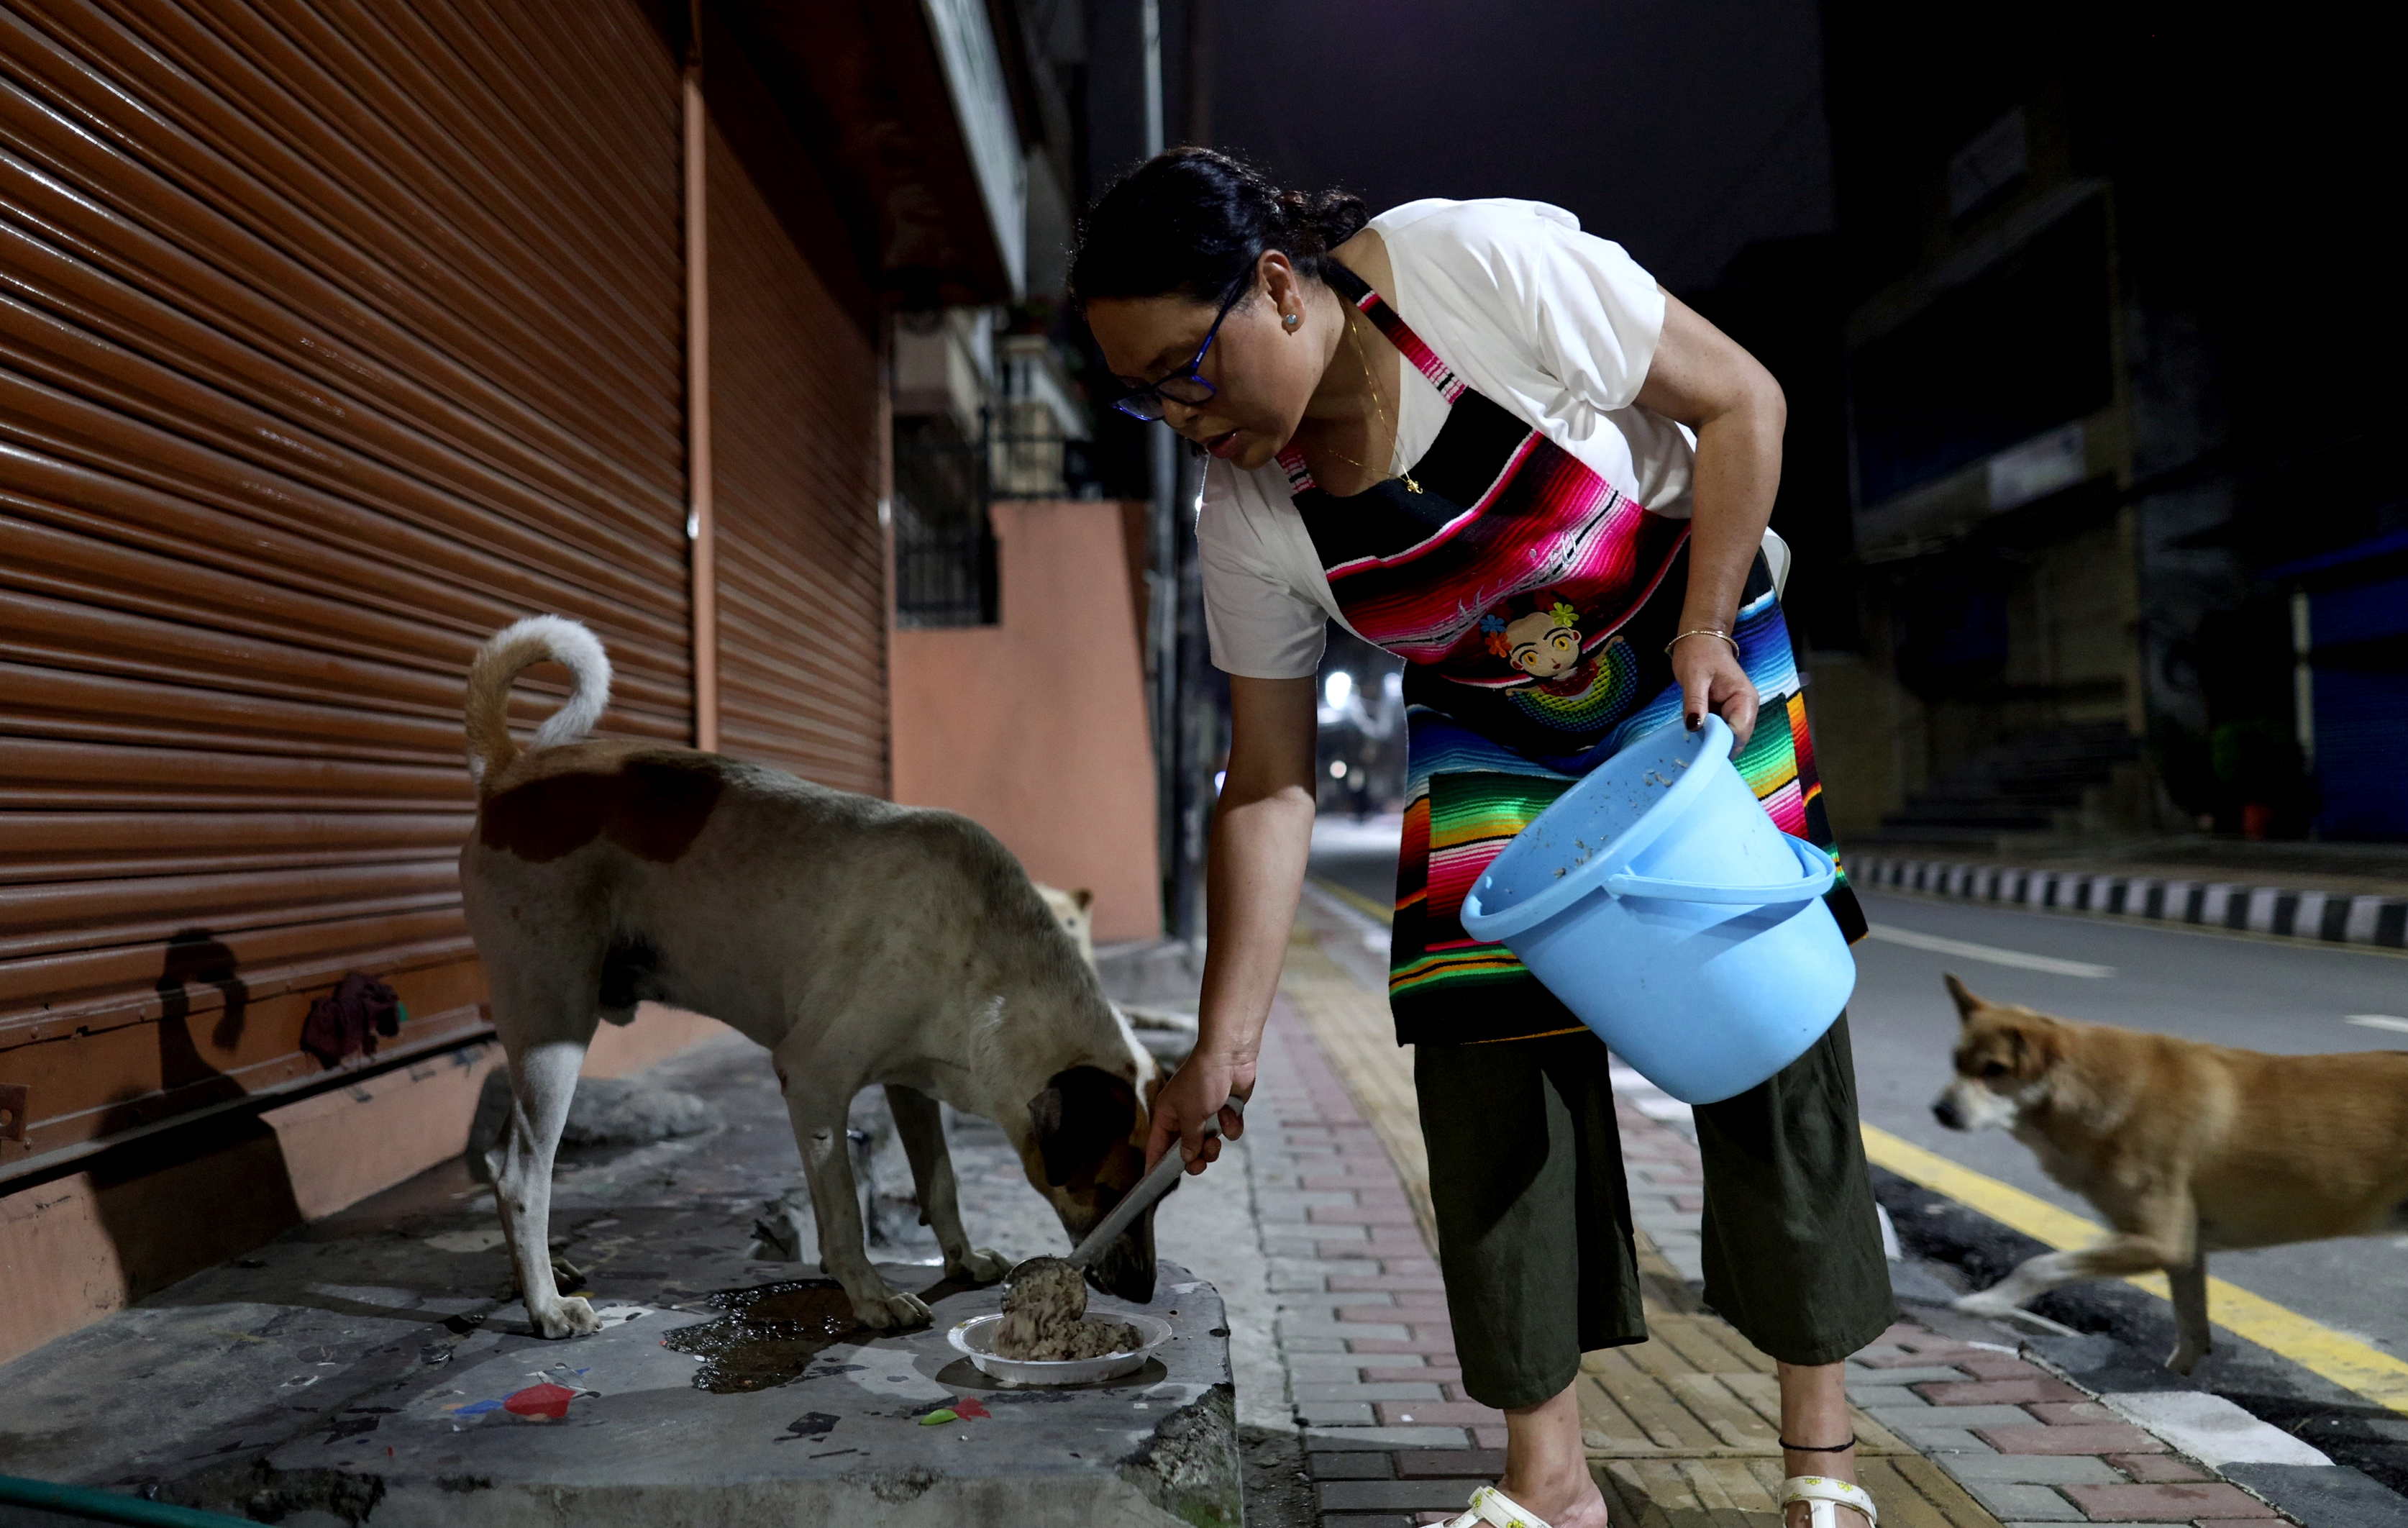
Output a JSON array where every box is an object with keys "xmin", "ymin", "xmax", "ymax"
[{"xmin": 1085, "ymin": 257, "xmax": 1325, "ymax": 473}]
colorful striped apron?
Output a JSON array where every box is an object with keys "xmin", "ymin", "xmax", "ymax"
[{"xmin": 1283, "ymin": 265, "xmax": 1866, "ymax": 1045}]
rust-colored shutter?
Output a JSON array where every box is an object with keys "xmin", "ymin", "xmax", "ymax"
[
  {"xmin": 703, "ymin": 57, "xmax": 888, "ymax": 795},
  {"xmin": 0, "ymin": 1, "xmax": 688, "ymax": 1175}
]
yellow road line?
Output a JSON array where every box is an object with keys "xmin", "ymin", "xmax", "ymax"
[
  {"xmin": 1310, "ymin": 876, "xmax": 1394, "ymax": 926},
  {"xmin": 1862, "ymin": 1123, "xmax": 2408, "ymax": 1414}
]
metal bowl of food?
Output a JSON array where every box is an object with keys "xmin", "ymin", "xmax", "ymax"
[{"xmin": 946, "ymin": 1311, "xmax": 1172, "ymax": 1386}]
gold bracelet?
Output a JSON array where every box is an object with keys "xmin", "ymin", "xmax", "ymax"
[{"xmin": 1664, "ymin": 628, "xmax": 1738, "ymax": 657}]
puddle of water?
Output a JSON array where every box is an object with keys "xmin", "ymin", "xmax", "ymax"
[
  {"xmin": 665, "ymin": 1282, "xmax": 900, "ymax": 1388},
  {"xmin": 660, "ymin": 1281, "xmax": 866, "ymax": 1393},
  {"xmin": 660, "ymin": 1275, "xmax": 987, "ymax": 1393}
]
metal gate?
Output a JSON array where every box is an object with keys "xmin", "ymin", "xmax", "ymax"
[
  {"xmin": 0, "ymin": 0, "xmax": 689, "ymax": 1175},
  {"xmin": 702, "ymin": 42, "xmax": 888, "ymax": 794}
]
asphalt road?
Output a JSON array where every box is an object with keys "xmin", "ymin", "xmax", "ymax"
[{"xmin": 1310, "ymin": 815, "xmax": 1406, "ymax": 913}]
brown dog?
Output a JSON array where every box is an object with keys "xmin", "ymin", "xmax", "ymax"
[{"xmin": 1934, "ymin": 973, "xmax": 2408, "ymax": 1371}]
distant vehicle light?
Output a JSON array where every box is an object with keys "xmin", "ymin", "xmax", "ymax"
[
  {"xmin": 1324, "ymin": 670, "xmax": 1354, "ymax": 709},
  {"xmin": 1213, "ymin": 770, "xmax": 1226, "ymax": 793},
  {"xmin": 1331, "ymin": 760, "xmax": 1347, "ymax": 778}
]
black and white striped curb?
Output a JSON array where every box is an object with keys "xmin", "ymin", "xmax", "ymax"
[{"xmin": 1853, "ymin": 853, "xmax": 2408, "ymax": 950}]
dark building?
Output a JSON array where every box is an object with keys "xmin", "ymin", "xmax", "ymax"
[{"xmin": 1807, "ymin": 5, "xmax": 2408, "ymax": 844}]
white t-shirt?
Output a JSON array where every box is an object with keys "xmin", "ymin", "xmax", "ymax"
[{"xmin": 1198, "ymin": 197, "xmax": 1774, "ymax": 681}]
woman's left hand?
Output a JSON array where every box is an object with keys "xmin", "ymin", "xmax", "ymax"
[{"xmin": 1672, "ymin": 632, "xmax": 1759, "ymax": 749}]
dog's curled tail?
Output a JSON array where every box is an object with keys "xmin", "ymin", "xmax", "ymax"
[{"xmin": 465, "ymin": 616, "xmax": 613, "ymax": 791}]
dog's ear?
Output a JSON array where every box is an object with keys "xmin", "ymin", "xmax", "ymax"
[
  {"xmin": 1026, "ymin": 1081, "xmax": 1066, "ymax": 1150},
  {"xmin": 1944, "ymin": 973, "xmax": 1982, "ymax": 1023},
  {"xmin": 1073, "ymin": 888, "xmax": 1094, "ymax": 912},
  {"xmin": 2006, "ymin": 1019, "xmax": 2065, "ymax": 1081},
  {"xmin": 1026, "ymin": 1065, "xmax": 1138, "ymax": 1188}
]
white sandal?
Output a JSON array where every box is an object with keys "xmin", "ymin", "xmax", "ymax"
[
  {"xmin": 1781, "ymin": 1475, "xmax": 1876, "ymax": 1528},
  {"xmin": 1441, "ymin": 1483, "xmax": 1554, "ymax": 1528}
]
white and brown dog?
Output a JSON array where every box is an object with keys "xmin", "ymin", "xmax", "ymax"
[
  {"xmin": 1934, "ymin": 973, "xmax": 2408, "ymax": 1370},
  {"xmin": 459, "ymin": 617, "xmax": 1162, "ymax": 1339},
  {"xmin": 1036, "ymin": 884, "xmax": 1097, "ymax": 965}
]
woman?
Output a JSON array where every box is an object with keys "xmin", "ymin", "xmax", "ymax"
[{"xmin": 1075, "ymin": 149, "xmax": 1891, "ymax": 1528}]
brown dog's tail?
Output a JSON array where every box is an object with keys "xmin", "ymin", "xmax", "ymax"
[{"xmin": 464, "ymin": 616, "xmax": 613, "ymax": 792}]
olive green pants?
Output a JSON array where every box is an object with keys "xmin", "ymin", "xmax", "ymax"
[{"xmin": 1413, "ymin": 1017, "xmax": 1896, "ymax": 1411}]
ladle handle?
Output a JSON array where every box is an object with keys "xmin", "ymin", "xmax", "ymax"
[{"xmin": 1069, "ymin": 1094, "xmax": 1246, "ymax": 1269}]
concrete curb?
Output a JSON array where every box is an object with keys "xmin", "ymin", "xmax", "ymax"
[{"xmin": 1853, "ymin": 854, "xmax": 2408, "ymax": 950}]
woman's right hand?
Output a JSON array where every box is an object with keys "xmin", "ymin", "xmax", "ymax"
[{"xmin": 1145, "ymin": 1047, "xmax": 1256, "ymax": 1176}]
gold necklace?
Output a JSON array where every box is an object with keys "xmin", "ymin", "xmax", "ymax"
[{"xmin": 1323, "ymin": 312, "xmax": 1421, "ymax": 493}]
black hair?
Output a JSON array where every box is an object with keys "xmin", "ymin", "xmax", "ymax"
[{"xmin": 1070, "ymin": 147, "xmax": 1369, "ymax": 308}]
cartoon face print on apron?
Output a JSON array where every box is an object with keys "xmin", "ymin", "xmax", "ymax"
[{"xmin": 1285, "ymin": 265, "xmax": 1865, "ymax": 1047}]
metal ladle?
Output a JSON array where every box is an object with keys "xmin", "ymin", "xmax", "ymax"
[{"xmin": 1006, "ymin": 1094, "xmax": 1246, "ymax": 1289}]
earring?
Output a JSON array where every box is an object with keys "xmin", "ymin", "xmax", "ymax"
[{"xmin": 1282, "ymin": 311, "xmax": 1300, "ymax": 330}]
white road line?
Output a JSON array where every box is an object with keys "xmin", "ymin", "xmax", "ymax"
[
  {"xmin": 2347, "ymin": 1014, "xmax": 2408, "ymax": 1034},
  {"xmin": 1863, "ymin": 924, "xmax": 2117, "ymax": 978}
]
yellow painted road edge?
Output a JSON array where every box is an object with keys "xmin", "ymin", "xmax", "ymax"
[{"xmin": 1862, "ymin": 1122, "xmax": 2408, "ymax": 1414}]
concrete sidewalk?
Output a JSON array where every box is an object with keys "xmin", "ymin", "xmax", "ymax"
[
  {"xmin": 0, "ymin": 1032, "xmax": 1250, "ymax": 1527},
  {"xmin": 1262, "ymin": 883, "xmax": 2322, "ymax": 1528}
]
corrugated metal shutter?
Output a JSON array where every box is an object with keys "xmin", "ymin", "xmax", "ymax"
[
  {"xmin": 0, "ymin": 1, "xmax": 688, "ymax": 1173},
  {"xmin": 703, "ymin": 58, "xmax": 888, "ymax": 795},
  {"xmin": 2311, "ymin": 576, "xmax": 2408, "ymax": 839},
  {"xmin": 2311, "ymin": 573, "xmax": 2408, "ymax": 645},
  {"xmin": 2312, "ymin": 670, "xmax": 2408, "ymax": 840}
]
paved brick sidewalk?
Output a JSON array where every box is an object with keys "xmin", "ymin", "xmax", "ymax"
[{"xmin": 1256, "ymin": 891, "xmax": 2304, "ymax": 1528}]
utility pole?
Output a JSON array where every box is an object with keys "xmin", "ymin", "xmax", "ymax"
[
  {"xmin": 1141, "ymin": 0, "xmax": 1163, "ymax": 156},
  {"xmin": 1141, "ymin": 0, "xmax": 1180, "ymax": 936},
  {"xmin": 1185, "ymin": 0, "xmax": 1212, "ymax": 147}
]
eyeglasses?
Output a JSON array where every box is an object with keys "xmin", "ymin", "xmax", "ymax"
[{"xmin": 1110, "ymin": 276, "xmax": 1250, "ymax": 422}]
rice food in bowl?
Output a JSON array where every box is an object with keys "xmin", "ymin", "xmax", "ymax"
[{"xmin": 993, "ymin": 1258, "xmax": 1141, "ymax": 1360}]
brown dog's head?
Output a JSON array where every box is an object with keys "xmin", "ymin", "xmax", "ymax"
[
  {"xmin": 1932, "ymin": 973, "xmax": 2069, "ymax": 1131},
  {"xmin": 1019, "ymin": 1060, "xmax": 1164, "ymax": 1301}
]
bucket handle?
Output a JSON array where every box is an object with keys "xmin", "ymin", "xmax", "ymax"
[{"xmin": 1602, "ymin": 835, "xmax": 1836, "ymax": 905}]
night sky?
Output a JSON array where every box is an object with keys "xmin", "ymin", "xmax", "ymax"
[{"xmin": 1104, "ymin": 0, "xmax": 1837, "ymax": 295}]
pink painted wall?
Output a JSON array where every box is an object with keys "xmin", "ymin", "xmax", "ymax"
[{"xmin": 891, "ymin": 500, "xmax": 1161, "ymax": 941}]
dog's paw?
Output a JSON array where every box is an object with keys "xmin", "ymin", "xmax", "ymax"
[
  {"xmin": 948, "ymin": 1247, "xmax": 1012, "ymax": 1285},
  {"xmin": 531, "ymin": 1294, "xmax": 603, "ymax": 1339},
  {"xmin": 1951, "ymin": 1289, "xmax": 2020, "ymax": 1319},
  {"xmin": 851, "ymin": 1288, "xmax": 933, "ymax": 1330},
  {"xmin": 2166, "ymin": 1340, "xmax": 2209, "ymax": 1374}
]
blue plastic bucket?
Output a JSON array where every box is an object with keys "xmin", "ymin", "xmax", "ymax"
[{"xmin": 1458, "ymin": 714, "xmax": 1855, "ymax": 1104}]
